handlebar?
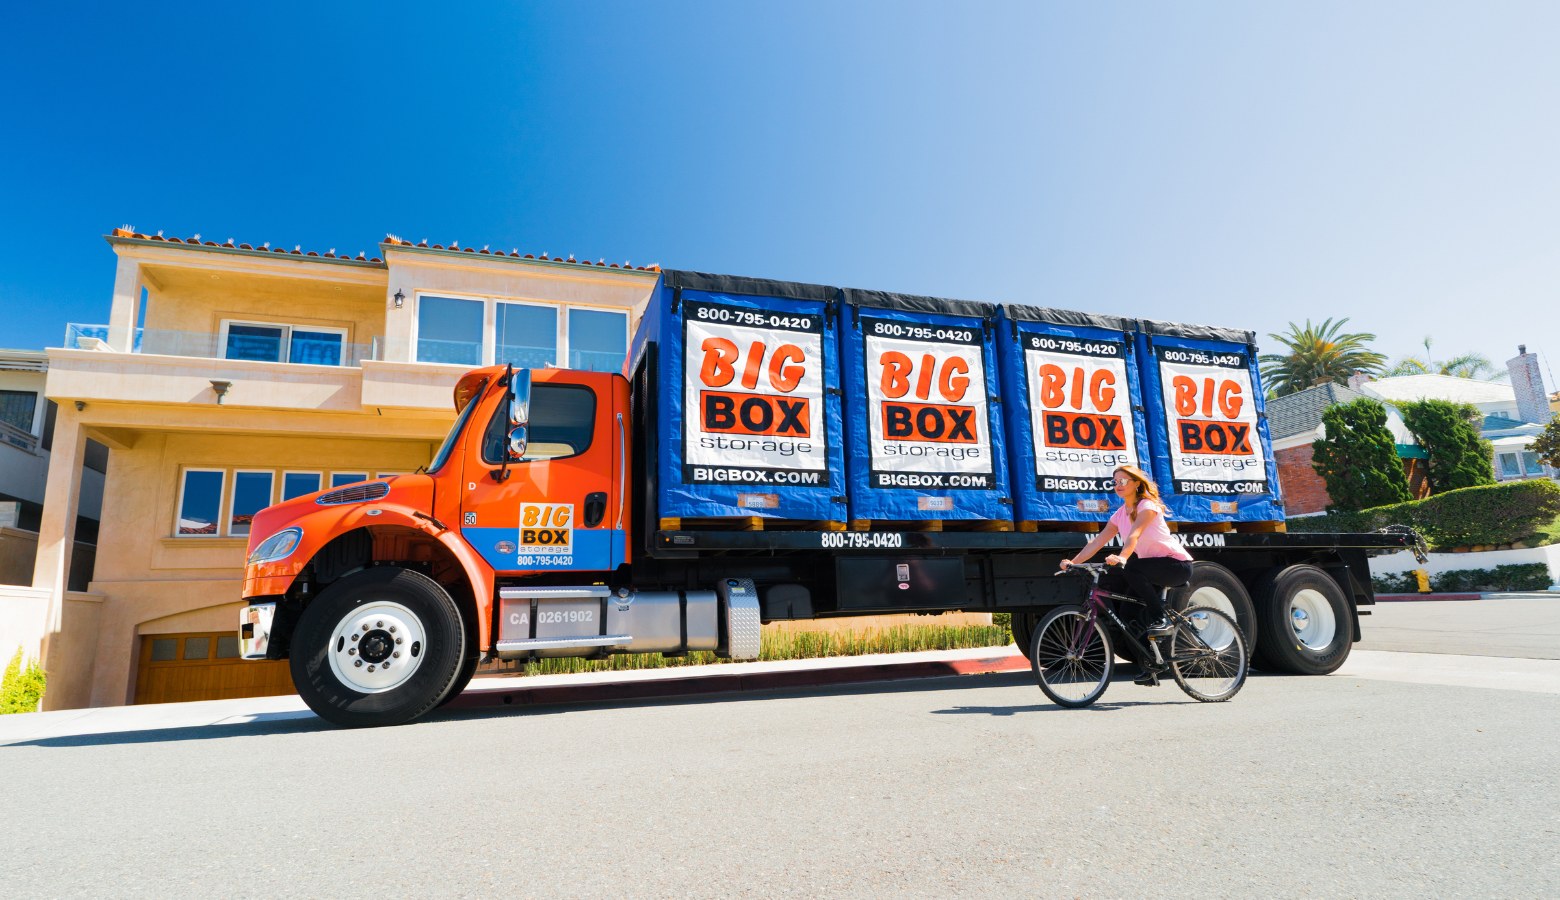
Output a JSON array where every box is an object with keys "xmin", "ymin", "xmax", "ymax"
[{"xmin": 1054, "ymin": 561, "xmax": 1116, "ymax": 579}]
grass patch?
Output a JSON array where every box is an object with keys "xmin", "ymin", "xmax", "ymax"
[{"xmin": 495, "ymin": 623, "xmax": 1011, "ymax": 678}]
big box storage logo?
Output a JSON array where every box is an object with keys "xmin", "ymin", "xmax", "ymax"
[
  {"xmin": 1023, "ymin": 333, "xmax": 1140, "ymax": 492},
  {"xmin": 862, "ymin": 316, "xmax": 994, "ymax": 490},
  {"xmin": 682, "ymin": 298, "xmax": 830, "ymax": 486},
  {"xmin": 1153, "ymin": 345, "xmax": 1268, "ymax": 495}
]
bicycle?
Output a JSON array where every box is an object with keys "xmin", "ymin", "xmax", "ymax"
[{"xmin": 1031, "ymin": 562, "xmax": 1248, "ymax": 707}]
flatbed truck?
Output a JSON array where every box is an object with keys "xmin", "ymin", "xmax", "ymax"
[{"xmin": 238, "ymin": 271, "xmax": 1417, "ymax": 726}]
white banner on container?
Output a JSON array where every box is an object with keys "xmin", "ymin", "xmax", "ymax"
[
  {"xmin": 682, "ymin": 298, "xmax": 829, "ymax": 486},
  {"xmin": 862, "ymin": 316, "xmax": 993, "ymax": 490},
  {"xmin": 1154, "ymin": 345, "xmax": 1268, "ymax": 495},
  {"xmin": 1023, "ymin": 333, "xmax": 1139, "ymax": 493}
]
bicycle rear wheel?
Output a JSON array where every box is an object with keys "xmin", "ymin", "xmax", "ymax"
[
  {"xmin": 1168, "ymin": 607, "xmax": 1248, "ymax": 702},
  {"xmin": 1032, "ymin": 605, "xmax": 1114, "ymax": 708}
]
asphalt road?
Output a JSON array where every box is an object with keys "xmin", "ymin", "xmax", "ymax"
[
  {"xmin": 2, "ymin": 600, "xmax": 1558, "ymax": 898},
  {"xmin": 1358, "ymin": 596, "xmax": 1560, "ymax": 659}
]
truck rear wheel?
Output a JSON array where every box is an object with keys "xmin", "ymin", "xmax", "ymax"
[
  {"xmin": 290, "ymin": 567, "xmax": 466, "ymax": 728},
  {"xmin": 1252, "ymin": 565, "xmax": 1352, "ymax": 675},
  {"xmin": 1012, "ymin": 613, "xmax": 1037, "ymax": 661},
  {"xmin": 1171, "ymin": 562, "xmax": 1257, "ymax": 663}
]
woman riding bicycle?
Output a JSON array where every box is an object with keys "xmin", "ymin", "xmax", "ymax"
[{"xmin": 1059, "ymin": 464, "xmax": 1192, "ymax": 686}]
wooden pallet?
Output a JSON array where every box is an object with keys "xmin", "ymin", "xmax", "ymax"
[
  {"xmin": 659, "ymin": 517, "xmax": 847, "ymax": 532},
  {"xmin": 1016, "ymin": 521, "xmax": 1100, "ymax": 533},
  {"xmin": 848, "ymin": 519, "xmax": 1014, "ymax": 533},
  {"xmin": 1170, "ymin": 521, "xmax": 1287, "ymax": 534}
]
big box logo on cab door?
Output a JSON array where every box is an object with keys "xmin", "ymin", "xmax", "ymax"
[{"xmin": 681, "ymin": 298, "xmax": 830, "ymax": 486}]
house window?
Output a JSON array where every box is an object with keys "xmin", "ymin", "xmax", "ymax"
[
  {"xmin": 229, "ymin": 471, "xmax": 275, "ymax": 536},
  {"xmin": 0, "ymin": 390, "xmax": 37, "ymax": 433},
  {"xmin": 330, "ymin": 473, "xmax": 369, "ymax": 488},
  {"xmin": 221, "ymin": 321, "xmax": 346, "ymax": 366},
  {"xmin": 416, "ymin": 296, "xmax": 484, "ymax": 365},
  {"xmin": 281, "ymin": 472, "xmax": 322, "ymax": 500},
  {"xmin": 1498, "ymin": 453, "xmax": 1520, "ymax": 477},
  {"xmin": 1522, "ymin": 452, "xmax": 1545, "ymax": 476},
  {"xmin": 568, "ymin": 308, "xmax": 628, "ymax": 373},
  {"xmin": 496, "ymin": 302, "xmax": 559, "ymax": 369},
  {"xmin": 177, "ymin": 469, "xmax": 225, "ymax": 536}
]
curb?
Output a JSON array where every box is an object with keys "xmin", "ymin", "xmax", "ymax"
[
  {"xmin": 447, "ymin": 652, "xmax": 1031, "ymax": 711},
  {"xmin": 1375, "ymin": 593, "xmax": 1482, "ymax": 602}
]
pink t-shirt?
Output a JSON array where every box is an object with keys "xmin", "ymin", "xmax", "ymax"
[{"xmin": 1109, "ymin": 499, "xmax": 1193, "ymax": 561}]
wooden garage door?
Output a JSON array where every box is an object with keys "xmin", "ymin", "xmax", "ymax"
[{"xmin": 134, "ymin": 632, "xmax": 295, "ymax": 705}]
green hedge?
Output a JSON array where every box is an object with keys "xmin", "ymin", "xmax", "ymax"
[
  {"xmin": 1373, "ymin": 564, "xmax": 1551, "ymax": 594},
  {"xmin": 1288, "ymin": 479, "xmax": 1560, "ymax": 550}
]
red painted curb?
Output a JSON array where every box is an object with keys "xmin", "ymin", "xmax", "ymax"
[
  {"xmin": 1375, "ymin": 593, "xmax": 1482, "ymax": 602},
  {"xmin": 448, "ymin": 651, "xmax": 1030, "ymax": 711}
]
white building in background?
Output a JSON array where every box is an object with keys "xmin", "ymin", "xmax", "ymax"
[{"xmin": 1357, "ymin": 346, "xmax": 1556, "ymax": 483}]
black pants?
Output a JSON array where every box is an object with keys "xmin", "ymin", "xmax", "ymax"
[{"xmin": 1099, "ymin": 557, "xmax": 1193, "ymax": 622}]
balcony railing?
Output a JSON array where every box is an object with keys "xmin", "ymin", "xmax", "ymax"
[
  {"xmin": 0, "ymin": 419, "xmax": 39, "ymax": 454},
  {"xmin": 65, "ymin": 324, "xmax": 379, "ymax": 367}
]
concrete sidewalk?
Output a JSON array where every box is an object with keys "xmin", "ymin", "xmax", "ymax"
[{"xmin": 0, "ymin": 645, "xmax": 1029, "ymax": 745}]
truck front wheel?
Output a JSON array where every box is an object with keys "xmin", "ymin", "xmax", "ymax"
[
  {"xmin": 290, "ymin": 567, "xmax": 466, "ymax": 727},
  {"xmin": 1252, "ymin": 565, "xmax": 1351, "ymax": 675}
]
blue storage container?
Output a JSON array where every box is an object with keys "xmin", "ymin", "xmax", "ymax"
[
  {"xmin": 838, "ymin": 289, "xmax": 1011, "ymax": 522},
  {"xmin": 997, "ymin": 306, "xmax": 1152, "ymax": 522},
  {"xmin": 1134, "ymin": 320, "xmax": 1283, "ymax": 522},
  {"xmin": 633, "ymin": 270, "xmax": 847, "ymax": 523}
]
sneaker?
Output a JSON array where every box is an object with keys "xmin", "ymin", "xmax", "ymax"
[
  {"xmin": 1146, "ymin": 617, "xmax": 1173, "ymax": 636},
  {"xmin": 1134, "ymin": 670, "xmax": 1160, "ymax": 687}
]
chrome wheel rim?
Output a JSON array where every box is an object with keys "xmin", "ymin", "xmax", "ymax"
[{"xmin": 327, "ymin": 601, "xmax": 426, "ymax": 693}]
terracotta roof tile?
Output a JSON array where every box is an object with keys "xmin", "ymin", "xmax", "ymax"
[
  {"xmin": 109, "ymin": 226, "xmax": 658, "ymax": 272},
  {"xmin": 111, "ymin": 226, "xmax": 384, "ymax": 264},
  {"xmin": 381, "ymin": 233, "xmax": 658, "ymax": 272}
]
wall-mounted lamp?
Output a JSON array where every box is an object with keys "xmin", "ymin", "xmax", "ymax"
[
  {"xmin": 210, "ymin": 380, "xmax": 232, "ymax": 405},
  {"xmin": 393, "ymin": 289, "xmax": 405, "ymax": 309},
  {"xmin": 74, "ymin": 401, "xmax": 86, "ymax": 412}
]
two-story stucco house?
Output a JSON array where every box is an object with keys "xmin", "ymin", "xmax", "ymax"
[{"xmin": 29, "ymin": 227, "xmax": 659, "ymax": 708}]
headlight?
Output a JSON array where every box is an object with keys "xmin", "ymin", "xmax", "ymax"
[{"xmin": 247, "ymin": 527, "xmax": 303, "ymax": 565}]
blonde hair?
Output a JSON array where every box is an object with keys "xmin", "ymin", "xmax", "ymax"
[{"xmin": 1114, "ymin": 464, "xmax": 1165, "ymax": 518}]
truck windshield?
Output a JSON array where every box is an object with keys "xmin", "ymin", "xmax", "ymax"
[{"xmin": 428, "ymin": 390, "xmax": 485, "ymax": 475}]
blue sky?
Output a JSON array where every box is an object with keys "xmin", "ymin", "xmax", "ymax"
[{"xmin": 2, "ymin": 1, "xmax": 1557, "ymax": 380}]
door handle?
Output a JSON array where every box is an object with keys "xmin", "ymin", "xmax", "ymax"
[{"xmin": 583, "ymin": 492, "xmax": 607, "ymax": 528}]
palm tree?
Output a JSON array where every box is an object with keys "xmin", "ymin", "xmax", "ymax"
[
  {"xmin": 1383, "ymin": 337, "xmax": 1499, "ymax": 379},
  {"xmin": 1259, "ymin": 318, "xmax": 1387, "ymax": 398}
]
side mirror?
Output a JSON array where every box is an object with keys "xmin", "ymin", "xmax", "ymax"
[
  {"xmin": 507, "ymin": 425, "xmax": 529, "ymax": 461},
  {"xmin": 509, "ymin": 369, "xmax": 532, "ymax": 427}
]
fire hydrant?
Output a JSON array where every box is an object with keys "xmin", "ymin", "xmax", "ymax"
[{"xmin": 1413, "ymin": 569, "xmax": 1431, "ymax": 593}]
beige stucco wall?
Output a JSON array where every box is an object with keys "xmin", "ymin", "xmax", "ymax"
[{"xmin": 141, "ymin": 266, "xmax": 386, "ymax": 353}]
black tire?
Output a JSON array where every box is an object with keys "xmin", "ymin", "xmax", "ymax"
[
  {"xmin": 1012, "ymin": 613, "xmax": 1037, "ymax": 661},
  {"xmin": 1031, "ymin": 605, "xmax": 1114, "ymax": 708},
  {"xmin": 437, "ymin": 649, "xmax": 480, "ymax": 708},
  {"xmin": 1168, "ymin": 608, "xmax": 1248, "ymax": 702},
  {"xmin": 1251, "ymin": 564, "xmax": 1353, "ymax": 675},
  {"xmin": 290, "ymin": 567, "xmax": 466, "ymax": 728},
  {"xmin": 1170, "ymin": 561, "xmax": 1258, "ymax": 663}
]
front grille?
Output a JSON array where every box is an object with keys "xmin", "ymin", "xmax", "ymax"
[{"xmin": 316, "ymin": 481, "xmax": 390, "ymax": 505}]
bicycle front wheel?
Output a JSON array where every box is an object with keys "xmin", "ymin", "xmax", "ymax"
[
  {"xmin": 1032, "ymin": 605, "xmax": 1114, "ymax": 708},
  {"xmin": 1169, "ymin": 607, "xmax": 1248, "ymax": 702}
]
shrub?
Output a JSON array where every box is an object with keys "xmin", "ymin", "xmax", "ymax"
[
  {"xmin": 1431, "ymin": 564, "xmax": 1551, "ymax": 593},
  {"xmin": 1312, "ymin": 398, "xmax": 1413, "ymax": 511},
  {"xmin": 1286, "ymin": 478, "xmax": 1560, "ymax": 550},
  {"xmin": 1397, "ymin": 399, "xmax": 1496, "ymax": 493},
  {"xmin": 1371, "ymin": 571, "xmax": 1418, "ymax": 593},
  {"xmin": 1, "ymin": 649, "xmax": 46, "ymax": 715}
]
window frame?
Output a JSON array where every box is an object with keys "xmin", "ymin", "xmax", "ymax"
[
  {"xmin": 410, "ymin": 291, "xmax": 628, "ymax": 372},
  {"xmin": 281, "ymin": 471, "xmax": 324, "ymax": 501},
  {"xmin": 330, "ymin": 472, "xmax": 370, "ymax": 489},
  {"xmin": 227, "ymin": 469, "xmax": 277, "ymax": 537},
  {"xmin": 217, "ymin": 319, "xmax": 350, "ymax": 366},
  {"xmin": 480, "ymin": 383, "xmax": 597, "ymax": 465},
  {"xmin": 175, "ymin": 468, "xmax": 228, "ymax": 538},
  {"xmin": 0, "ymin": 389, "xmax": 40, "ymax": 435}
]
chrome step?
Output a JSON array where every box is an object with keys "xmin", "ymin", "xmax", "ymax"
[
  {"xmin": 498, "ymin": 585, "xmax": 611, "ymax": 601},
  {"xmin": 494, "ymin": 635, "xmax": 631, "ymax": 658}
]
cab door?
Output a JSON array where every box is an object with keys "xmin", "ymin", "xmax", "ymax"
[{"xmin": 459, "ymin": 369, "xmax": 626, "ymax": 575}]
